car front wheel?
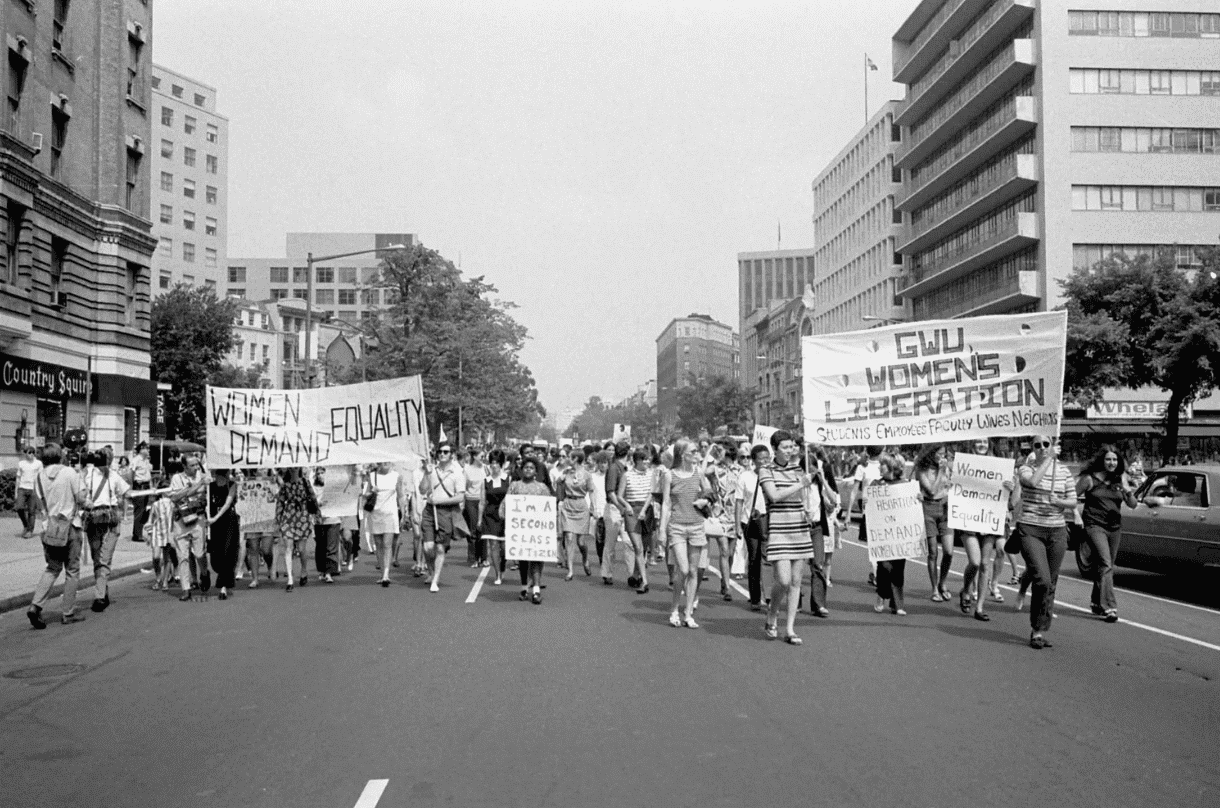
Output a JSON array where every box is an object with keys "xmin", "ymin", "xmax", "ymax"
[{"xmin": 1075, "ymin": 537, "xmax": 1094, "ymax": 578}]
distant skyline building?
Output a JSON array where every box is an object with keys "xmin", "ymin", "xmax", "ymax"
[
  {"xmin": 150, "ymin": 65, "xmax": 228, "ymax": 292},
  {"xmin": 655, "ymin": 313, "xmax": 740, "ymax": 431}
]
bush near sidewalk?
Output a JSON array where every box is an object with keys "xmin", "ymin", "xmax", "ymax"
[{"xmin": 0, "ymin": 468, "xmax": 14, "ymax": 512}]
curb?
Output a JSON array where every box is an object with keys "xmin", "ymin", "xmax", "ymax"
[{"xmin": 0, "ymin": 560, "xmax": 148, "ymax": 615}]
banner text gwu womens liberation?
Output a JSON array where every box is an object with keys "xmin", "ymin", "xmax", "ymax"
[
  {"xmin": 801, "ymin": 312, "xmax": 1066, "ymax": 446},
  {"xmin": 206, "ymin": 377, "xmax": 429, "ymax": 469}
]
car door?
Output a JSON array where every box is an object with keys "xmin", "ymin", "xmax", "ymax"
[{"xmin": 1123, "ymin": 470, "xmax": 1212, "ymax": 567}]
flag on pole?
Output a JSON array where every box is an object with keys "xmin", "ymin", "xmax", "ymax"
[
  {"xmin": 777, "ymin": 220, "xmax": 782, "ymax": 247},
  {"xmin": 866, "ymin": 55, "xmax": 878, "ymax": 71},
  {"xmin": 439, "ymin": 424, "xmax": 448, "ymax": 443}
]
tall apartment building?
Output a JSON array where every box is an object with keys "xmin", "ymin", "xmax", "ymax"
[
  {"xmin": 222, "ymin": 232, "xmax": 418, "ymax": 325},
  {"xmin": 655, "ymin": 313, "xmax": 740, "ymax": 431},
  {"xmin": 737, "ymin": 248, "xmax": 816, "ymax": 392},
  {"xmin": 150, "ymin": 65, "xmax": 228, "ymax": 292},
  {"xmin": 890, "ymin": 1, "xmax": 1220, "ymax": 322},
  {"xmin": 811, "ymin": 102, "xmax": 907, "ymax": 334},
  {"xmin": 0, "ymin": 0, "xmax": 158, "ymax": 464}
]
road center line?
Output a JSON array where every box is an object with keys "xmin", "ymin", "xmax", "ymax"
[
  {"xmin": 705, "ymin": 566, "xmax": 751, "ymax": 599},
  {"xmin": 466, "ymin": 565, "xmax": 491, "ymax": 604},
  {"xmin": 840, "ymin": 538, "xmax": 1220, "ymax": 653},
  {"xmin": 353, "ymin": 779, "xmax": 388, "ymax": 808}
]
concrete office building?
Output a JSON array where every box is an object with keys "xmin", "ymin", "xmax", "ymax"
[
  {"xmin": 737, "ymin": 248, "xmax": 815, "ymax": 394},
  {"xmin": 811, "ymin": 101, "xmax": 906, "ymax": 334},
  {"xmin": 223, "ymin": 232, "xmax": 418, "ymax": 325},
  {"xmin": 890, "ymin": 0, "xmax": 1220, "ymax": 322},
  {"xmin": 0, "ymin": 0, "xmax": 158, "ymax": 464},
  {"xmin": 150, "ymin": 65, "xmax": 228, "ymax": 292},
  {"xmin": 655, "ymin": 313, "xmax": 740, "ymax": 431}
]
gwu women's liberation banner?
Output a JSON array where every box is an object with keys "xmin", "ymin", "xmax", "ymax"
[
  {"xmin": 802, "ymin": 312, "xmax": 1066, "ymax": 446},
  {"xmin": 207, "ymin": 376, "xmax": 429, "ymax": 469}
]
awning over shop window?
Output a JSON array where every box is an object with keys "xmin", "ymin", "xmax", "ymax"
[{"xmin": 92, "ymin": 374, "xmax": 158, "ymax": 407}]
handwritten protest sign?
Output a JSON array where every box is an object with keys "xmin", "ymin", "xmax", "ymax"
[
  {"xmin": 752, "ymin": 424, "xmax": 777, "ymax": 449},
  {"xmin": 612, "ymin": 423, "xmax": 631, "ymax": 443},
  {"xmin": 207, "ymin": 376, "xmax": 428, "ymax": 469},
  {"xmin": 948, "ymin": 453, "xmax": 1013, "ymax": 535},
  {"xmin": 315, "ymin": 467, "xmax": 361, "ymax": 520},
  {"xmin": 505, "ymin": 494, "xmax": 558, "ymax": 562},
  {"xmin": 235, "ymin": 477, "xmax": 279, "ymax": 534},
  {"xmin": 863, "ymin": 481, "xmax": 926, "ymax": 563},
  {"xmin": 802, "ymin": 312, "xmax": 1066, "ymax": 446}
]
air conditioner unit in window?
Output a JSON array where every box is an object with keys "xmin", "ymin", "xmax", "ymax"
[
  {"xmin": 30, "ymin": 132, "xmax": 42, "ymax": 154},
  {"xmin": 54, "ymin": 291, "xmax": 68, "ymax": 308}
]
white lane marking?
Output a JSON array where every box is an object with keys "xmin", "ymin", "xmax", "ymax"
[
  {"xmin": 704, "ymin": 566, "xmax": 751, "ymax": 599},
  {"xmin": 465, "ymin": 565, "xmax": 491, "ymax": 604},
  {"xmin": 353, "ymin": 779, "xmax": 388, "ymax": 808},
  {"xmin": 840, "ymin": 538, "xmax": 1220, "ymax": 653}
]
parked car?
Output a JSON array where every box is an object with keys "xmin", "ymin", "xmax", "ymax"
[{"xmin": 1076, "ymin": 464, "xmax": 1220, "ymax": 576}]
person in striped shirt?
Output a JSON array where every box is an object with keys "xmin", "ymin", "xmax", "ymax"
[{"xmin": 1015, "ymin": 434, "xmax": 1076, "ymax": 650}]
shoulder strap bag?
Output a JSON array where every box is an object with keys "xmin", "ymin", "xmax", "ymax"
[{"xmin": 37, "ymin": 473, "xmax": 75, "ymax": 546}]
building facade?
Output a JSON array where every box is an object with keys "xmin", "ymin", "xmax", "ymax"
[
  {"xmin": 737, "ymin": 248, "xmax": 816, "ymax": 390},
  {"xmin": 222, "ymin": 232, "xmax": 417, "ymax": 325},
  {"xmin": 655, "ymin": 313, "xmax": 740, "ymax": 431},
  {"xmin": 890, "ymin": 0, "xmax": 1220, "ymax": 321},
  {"xmin": 0, "ymin": 0, "xmax": 158, "ymax": 464},
  {"xmin": 150, "ymin": 64, "xmax": 228, "ymax": 292},
  {"xmin": 811, "ymin": 101, "xmax": 906, "ymax": 334},
  {"xmin": 223, "ymin": 298, "xmax": 364, "ymax": 390},
  {"xmin": 747, "ymin": 296, "xmax": 814, "ymax": 430}
]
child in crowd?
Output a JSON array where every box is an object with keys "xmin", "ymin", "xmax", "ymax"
[{"xmin": 144, "ymin": 488, "xmax": 175, "ymax": 591}]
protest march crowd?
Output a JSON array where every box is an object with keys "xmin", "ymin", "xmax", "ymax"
[{"xmin": 17, "ymin": 428, "xmax": 1142, "ymax": 652}]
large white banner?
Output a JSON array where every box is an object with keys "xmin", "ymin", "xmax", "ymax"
[
  {"xmin": 802, "ymin": 312, "xmax": 1066, "ymax": 446},
  {"xmin": 947, "ymin": 453, "xmax": 1013, "ymax": 535},
  {"xmin": 207, "ymin": 377, "xmax": 429, "ymax": 469},
  {"xmin": 863, "ymin": 481, "xmax": 926, "ymax": 563},
  {"xmin": 505, "ymin": 494, "xmax": 558, "ymax": 562}
]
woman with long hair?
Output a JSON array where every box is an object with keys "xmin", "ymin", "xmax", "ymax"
[
  {"xmin": 915, "ymin": 444, "xmax": 954, "ymax": 603},
  {"xmin": 660, "ymin": 439, "xmax": 714, "ymax": 629},
  {"xmin": 1077, "ymin": 445, "xmax": 1137, "ymax": 623},
  {"xmin": 207, "ymin": 468, "xmax": 240, "ymax": 600},
  {"xmin": 463, "ymin": 448, "xmax": 487, "ymax": 567},
  {"xmin": 759, "ymin": 430, "xmax": 815, "ymax": 644},
  {"xmin": 557, "ymin": 448, "xmax": 594, "ymax": 580},
  {"xmin": 956, "ymin": 438, "xmax": 1012, "ymax": 621},
  {"xmin": 273, "ymin": 467, "xmax": 314, "ymax": 592},
  {"xmin": 503, "ymin": 457, "xmax": 552, "ymax": 604}
]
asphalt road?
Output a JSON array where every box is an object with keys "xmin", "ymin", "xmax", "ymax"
[{"xmin": 3, "ymin": 536, "xmax": 1218, "ymax": 808}]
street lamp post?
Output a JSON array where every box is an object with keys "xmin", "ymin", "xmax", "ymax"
[
  {"xmin": 861, "ymin": 314, "xmax": 909, "ymax": 326},
  {"xmin": 304, "ymin": 243, "xmax": 406, "ymax": 388}
]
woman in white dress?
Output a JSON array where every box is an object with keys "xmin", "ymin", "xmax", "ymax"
[{"xmin": 364, "ymin": 460, "xmax": 408, "ymax": 587}]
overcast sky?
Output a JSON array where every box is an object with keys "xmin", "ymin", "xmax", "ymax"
[{"xmin": 155, "ymin": 0, "xmax": 907, "ymax": 418}]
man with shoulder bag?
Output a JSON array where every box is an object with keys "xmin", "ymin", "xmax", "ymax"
[
  {"xmin": 26, "ymin": 444, "xmax": 87, "ymax": 628},
  {"xmin": 80, "ymin": 449, "xmax": 131, "ymax": 613}
]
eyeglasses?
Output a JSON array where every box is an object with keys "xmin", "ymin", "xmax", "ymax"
[
  {"xmin": 438, "ymin": 450, "xmax": 451, "ymax": 456},
  {"xmin": 1034, "ymin": 441, "xmax": 1052, "ymax": 448}
]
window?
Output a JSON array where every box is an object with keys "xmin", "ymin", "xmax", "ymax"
[
  {"xmin": 228, "ymin": 266, "xmax": 246, "ymax": 283},
  {"xmin": 293, "ymin": 267, "xmax": 308, "ymax": 283},
  {"xmin": 49, "ymin": 237, "xmax": 67, "ymax": 305},
  {"xmin": 361, "ymin": 267, "xmax": 380, "ymax": 283},
  {"xmin": 361, "ymin": 289, "xmax": 379, "ymax": 305},
  {"xmin": 160, "ymin": 171, "xmax": 173, "ymax": 191},
  {"xmin": 1204, "ymin": 72, "xmax": 1220, "ymax": 96},
  {"xmin": 204, "ymin": 248, "xmax": 217, "ymax": 268},
  {"xmin": 8, "ymin": 51, "xmax": 27, "ymax": 132},
  {"xmin": 125, "ymin": 148, "xmax": 141, "ymax": 210},
  {"xmin": 292, "ymin": 289, "xmax": 308, "ymax": 300},
  {"xmin": 1099, "ymin": 70, "xmax": 1121, "ymax": 93},
  {"xmin": 182, "ymin": 210, "xmax": 195, "ymax": 230},
  {"xmin": 183, "ymin": 242, "xmax": 195, "ymax": 263},
  {"xmin": 206, "ymin": 123, "xmax": 218, "ymax": 143},
  {"xmin": 183, "ymin": 178, "xmax": 195, "ymax": 198},
  {"xmin": 1150, "ymin": 71, "xmax": 1171, "ymax": 94},
  {"xmin": 316, "ymin": 289, "xmax": 334, "ymax": 305},
  {"xmin": 50, "ymin": 107, "xmax": 68, "ymax": 177},
  {"xmin": 316, "ymin": 267, "xmax": 333, "ymax": 283},
  {"xmin": 270, "ymin": 288, "xmax": 287, "ymax": 300},
  {"xmin": 229, "ymin": 288, "xmax": 245, "ymax": 299},
  {"xmin": 194, "ymin": 92, "xmax": 206, "ymax": 106},
  {"xmin": 159, "ymin": 237, "xmax": 172, "ymax": 257},
  {"xmin": 248, "ymin": 343, "xmax": 256, "ymax": 361},
  {"xmin": 205, "ymin": 217, "xmax": 217, "ymax": 236},
  {"xmin": 159, "ymin": 271, "xmax": 170, "ymax": 289},
  {"xmin": 159, "ymin": 204, "xmax": 172, "ymax": 224},
  {"xmin": 338, "ymin": 267, "xmax": 358, "ymax": 284},
  {"xmin": 338, "ymin": 289, "xmax": 356, "ymax": 305},
  {"xmin": 160, "ymin": 139, "xmax": 173, "ymax": 158},
  {"xmin": 205, "ymin": 185, "xmax": 217, "ymax": 204},
  {"xmin": 1099, "ymin": 127, "xmax": 1121, "ymax": 152},
  {"xmin": 205, "ymin": 154, "xmax": 217, "ymax": 174},
  {"xmin": 1099, "ymin": 186, "xmax": 1122, "ymax": 210},
  {"xmin": 269, "ymin": 267, "xmax": 289, "ymax": 283},
  {"xmin": 125, "ymin": 263, "xmax": 139, "ymax": 326},
  {"xmin": 53, "ymin": 0, "xmax": 70, "ymax": 52},
  {"xmin": 263, "ymin": 345, "xmax": 269, "ymax": 361},
  {"xmin": 171, "ymin": 84, "xmax": 183, "ymax": 98},
  {"xmin": 183, "ymin": 146, "xmax": 196, "ymax": 166},
  {"xmin": 126, "ymin": 36, "xmax": 143, "ymax": 100},
  {"xmin": 1205, "ymin": 189, "xmax": 1220, "ymax": 211},
  {"xmin": 161, "ymin": 106, "xmax": 172, "ymax": 126},
  {"xmin": 1152, "ymin": 187, "xmax": 1174, "ymax": 210},
  {"xmin": 184, "ymin": 115, "xmax": 196, "ymax": 134}
]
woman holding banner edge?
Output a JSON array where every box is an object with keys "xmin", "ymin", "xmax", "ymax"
[{"xmin": 915, "ymin": 444, "xmax": 955, "ymax": 603}]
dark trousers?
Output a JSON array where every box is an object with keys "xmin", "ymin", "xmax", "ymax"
[
  {"xmin": 744, "ymin": 518, "xmax": 767, "ymax": 605},
  {"xmin": 1085, "ymin": 524, "xmax": 1121, "ymax": 612},
  {"xmin": 1018, "ymin": 523, "xmax": 1067, "ymax": 633},
  {"xmin": 314, "ymin": 523, "xmax": 341, "ymax": 575},
  {"xmin": 876, "ymin": 558, "xmax": 906, "ymax": 611},
  {"xmin": 808, "ymin": 527, "xmax": 828, "ymax": 611},
  {"xmin": 463, "ymin": 501, "xmax": 484, "ymax": 563},
  {"xmin": 131, "ymin": 481, "xmax": 151, "ymax": 541},
  {"xmin": 209, "ymin": 519, "xmax": 240, "ymax": 589}
]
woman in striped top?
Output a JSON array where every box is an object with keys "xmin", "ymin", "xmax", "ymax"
[
  {"xmin": 759, "ymin": 430, "xmax": 814, "ymax": 645},
  {"xmin": 1015, "ymin": 434, "xmax": 1076, "ymax": 649},
  {"xmin": 622, "ymin": 448, "xmax": 655, "ymax": 594}
]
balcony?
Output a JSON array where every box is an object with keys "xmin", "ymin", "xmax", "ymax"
[
  {"xmin": 899, "ymin": 153, "xmax": 1038, "ymax": 254},
  {"xmin": 895, "ymin": 0, "xmax": 1036, "ymax": 126},
  {"xmin": 896, "ymin": 39, "xmax": 1036, "ymax": 170},
  {"xmin": 896, "ymin": 95, "xmax": 1036, "ymax": 212},
  {"xmin": 913, "ymin": 270, "xmax": 1039, "ymax": 319},
  {"xmin": 903, "ymin": 211, "xmax": 1040, "ymax": 298},
  {"xmin": 894, "ymin": 0, "xmax": 993, "ymax": 85}
]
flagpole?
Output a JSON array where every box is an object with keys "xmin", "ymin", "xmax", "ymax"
[{"xmin": 864, "ymin": 53, "xmax": 869, "ymax": 125}]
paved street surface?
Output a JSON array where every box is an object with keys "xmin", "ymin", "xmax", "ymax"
[{"xmin": 3, "ymin": 532, "xmax": 1218, "ymax": 808}]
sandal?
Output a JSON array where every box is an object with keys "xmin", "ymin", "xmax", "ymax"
[
  {"xmin": 763, "ymin": 621, "xmax": 778, "ymax": 640},
  {"xmin": 973, "ymin": 611, "xmax": 990, "ymax": 622},
  {"xmin": 784, "ymin": 634, "xmax": 802, "ymax": 646},
  {"xmin": 989, "ymin": 588, "xmax": 1004, "ymax": 603},
  {"xmin": 1029, "ymin": 633, "xmax": 1050, "ymax": 649},
  {"xmin": 930, "ymin": 591, "xmax": 946, "ymax": 603},
  {"xmin": 959, "ymin": 592, "xmax": 971, "ymax": 614},
  {"xmin": 669, "ymin": 612, "xmax": 682, "ymax": 628}
]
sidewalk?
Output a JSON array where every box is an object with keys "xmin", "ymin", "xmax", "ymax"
[{"xmin": 0, "ymin": 511, "xmax": 151, "ymax": 614}]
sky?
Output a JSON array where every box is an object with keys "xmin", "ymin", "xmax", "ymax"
[{"xmin": 155, "ymin": 0, "xmax": 909, "ymax": 419}]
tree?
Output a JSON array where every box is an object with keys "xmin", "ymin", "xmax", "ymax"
[
  {"xmin": 563, "ymin": 395, "xmax": 659, "ymax": 445},
  {"xmin": 675, "ymin": 375, "xmax": 753, "ymax": 438},
  {"xmin": 1061, "ymin": 248, "xmax": 1220, "ymax": 462},
  {"xmin": 354, "ymin": 244, "xmax": 544, "ymax": 443},
  {"xmin": 209, "ymin": 362, "xmax": 267, "ymax": 390},
  {"xmin": 151, "ymin": 284, "xmax": 239, "ymax": 442}
]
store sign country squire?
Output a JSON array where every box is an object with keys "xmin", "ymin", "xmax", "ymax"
[
  {"xmin": 0, "ymin": 354, "xmax": 91, "ymax": 399},
  {"xmin": 801, "ymin": 312, "xmax": 1067, "ymax": 446}
]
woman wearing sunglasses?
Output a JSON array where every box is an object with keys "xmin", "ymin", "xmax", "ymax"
[
  {"xmin": 419, "ymin": 442, "xmax": 466, "ymax": 593},
  {"xmin": 1014, "ymin": 435, "xmax": 1076, "ymax": 649}
]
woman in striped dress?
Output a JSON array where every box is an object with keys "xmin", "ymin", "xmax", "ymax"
[
  {"xmin": 758, "ymin": 430, "xmax": 814, "ymax": 645},
  {"xmin": 622, "ymin": 448, "xmax": 655, "ymax": 594}
]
